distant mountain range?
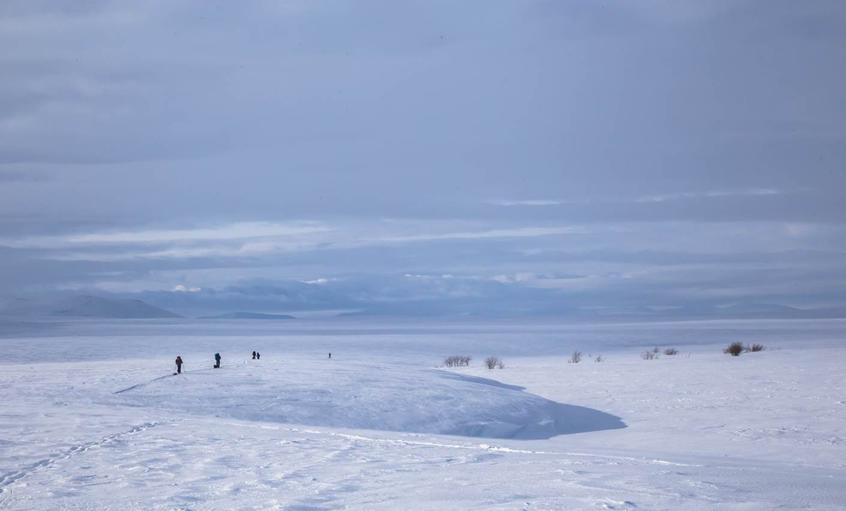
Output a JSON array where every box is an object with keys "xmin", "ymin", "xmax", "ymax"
[
  {"xmin": 0, "ymin": 295, "xmax": 181, "ymax": 319},
  {"xmin": 2, "ymin": 292, "xmax": 845, "ymax": 321},
  {"xmin": 338, "ymin": 302, "xmax": 846, "ymax": 320},
  {"xmin": 198, "ymin": 312, "xmax": 296, "ymax": 320},
  {"xmin": 0, "ymin": 295, "xmax": 303, "ymax": 321},
  {"xmin": 646, "ymin": 302, "xmax": 846, "ymax": 320}
]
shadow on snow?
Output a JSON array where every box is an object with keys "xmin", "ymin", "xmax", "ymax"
[
  {"xmin": 114, "ymin": 365, "xmax": 626, "ymax": 441},
  {"xmin": 434, "ymin": 371, "xmax": 626, "ymax": 439}
]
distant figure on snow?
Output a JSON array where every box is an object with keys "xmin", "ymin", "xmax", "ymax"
[
  {"xmin": 256, "ymin": 352, "xmax": 261, "ymax": 360},
  {"xmin": 328, "ymin": 352, "xmax": 332, "ymax": 359},
  {"xmin": 175, "ymin": 355, "xmax": 183, "ymax": 374},
  {"xmin": 252, "ymin": 351, "xmax": 256, "ymax": 360},
  {"xmin": 214, "ymin": 352, "xmax": 221, "ymax": 368}
]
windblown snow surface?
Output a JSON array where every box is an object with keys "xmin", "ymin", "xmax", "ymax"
[{"xmin": 1, "ymin": 319, "xmax": 844, "ymax": 510}]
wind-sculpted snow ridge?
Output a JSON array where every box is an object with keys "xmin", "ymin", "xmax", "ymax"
[{"xmin": 112, "ymin": 359, "xmax": 625, "ymax": 439}]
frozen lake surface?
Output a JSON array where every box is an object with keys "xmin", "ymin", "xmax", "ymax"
[{"xmin": 1, "ymin": 319, "xmax": 844, "ymax": 509}]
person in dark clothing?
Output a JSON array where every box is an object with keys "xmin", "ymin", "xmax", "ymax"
[
  {"xmin": 175, "ymin": 355, "xmax": 183, "ymax": 374},
  {"xmin": 256, "ymin": 352, "xmax": 261, "ymax": 360},
  {"xmin": 328, "ymin": 352, "xmax": 332, "ymax": 359},
  {"xmin": 214, "ymin": 352, "xmax": 221, "ymax": 368},
  {"xmin": 252, "ymin": 351, "xmax": 256, "ymax": 360}
]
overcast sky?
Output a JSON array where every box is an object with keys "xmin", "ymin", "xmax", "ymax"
[{"xmin": 1, "ymin": 1, "xmax": 845, "ymax": 315}]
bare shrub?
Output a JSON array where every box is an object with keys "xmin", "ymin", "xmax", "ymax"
[
  {"xmin": 747, "ymin": 343, "xmax": 765, "ymax": 352},
  {"xmin": 443, "ymin": 355, "xmax": 471, "ymax": 367},
  {"xmin": 641, "ymin": 350, "xmax": 658, "ymax": 360},
  {"xmin": 594, "ymin": 355, "xmax": 603, "ymax": 363},
  {"xmin": 724, "ymin": 342, "xmax": 744, "ymax": 356},
  {"xmin": 663, "ymin": 348, "xmax": 679, "ymax": 356},
  {"xmin": 485, "ymin": 356, "xmax": 502, "ymax": 369},
  {"xmin": 496, "ymin": 359, "xmax": 505, "ymax": 369},
  {"xmin": 569, "ymin": 351, "xmax": 582, "ymax": 364}
]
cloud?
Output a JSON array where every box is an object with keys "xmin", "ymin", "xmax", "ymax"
[
  {"xmin": 1, "ymin": 221, "xmax": 332, "ymax": 249},
  {"xmin": 303, "ymin": 278, "xmax": 330, "ymax": 285},
  {"xmin": 488, "ymin": 189, "xmax": 788, "ymax": 208},
  {"xmin": 1, "ymin": 220, "xmax": 588, "ymax": 262},
  {"xmin": 3, "ymin": 217, "xmax": 846, "ymax": 314},
  {"xmin": 1, "ymin": 2, "xmax": 845, "ymax": 315},
  {"xmin": 374, "ymin": 226, "xmax": 586, "ymax": 243},
  {"xmin": 486, "ymin": 199, "xmax": 569, "ymax": 207},
  {"xmin": 634, "ymin": 188, "xmax": 784, "ymax": 204},
  {"xmin": 172, "ymin": 284, "xmax": 201, "ymax": 293},
  {"xmin": 0, "ymin": 169, "xmax": 46, "ymax": 183}
]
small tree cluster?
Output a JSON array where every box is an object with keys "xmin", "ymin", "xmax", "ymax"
[
  {"xmin": 485, "ymin": 356, "xmax": 504, "ymax": 369},
  {"xmin": 724, "ymin": 342, "xmax": 766, "ymax": 355},
  {"xmin": 641, "ymin": 350, "xmax": 658, "ymax": 360},
  {"xmin": 443, "ymin": 355, "xmax": 471, "ymax": 367},
  {"xmin": 724, "ymin": 342, "xmax": 744, "ymax": 356},
  {"xmin": 663, "ymin": 348, "xmax": 679, "ymax": 356},
  {"xmin": 569, "ymin": 351, "xmax": 582, "ymax": 364}
]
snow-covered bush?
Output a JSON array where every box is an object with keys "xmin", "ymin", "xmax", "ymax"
[
  {"xmin": 594, "ymin": 355, "xmax": 603, "ymax": 363},
  {"xmin": 663, "ymin": 348, "xmax": 679, "ymax": 356},
  {"xmin": 569, "ymin": 351, "xmax": 582, "ymax": 364},
  {"xmin": 444, "ymin": 355, "xmax": 471, "ymax": 367},
  {"xmin": 724, "ymin": 342, "xmax": 744, "ymax": 356},
  {"xmin": 747, "ymin": 343, "xmax": 765, "ymax": 352},
  {"xmin": 485, "ymin": 356, "xmax": 502, "ymax": 369}
]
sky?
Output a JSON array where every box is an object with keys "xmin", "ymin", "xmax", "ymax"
[{"xmin": 1, "ymin": 1, "xmax": 845, "ymax": 317}]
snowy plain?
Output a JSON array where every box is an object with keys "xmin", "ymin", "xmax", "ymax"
[{"xmin": 1, "ymin": 318, "xmax": 844, "ymax": 510}]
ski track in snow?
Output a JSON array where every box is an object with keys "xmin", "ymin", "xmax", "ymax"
[
  {"xmin": 0, "ymin": 421, "xmax": 161, "ymax": 506},
  {"xmin": 113, "ymin": 374, "xmax": 175, "ymax": 394},
  {"xmin": 112, "ymin": 366, "xmax": 220, "ymax": 394}
]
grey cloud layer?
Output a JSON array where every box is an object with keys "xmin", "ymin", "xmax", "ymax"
[{"xmin": 1, "ymin": 1, "xmax": 845, "ymax": 315}]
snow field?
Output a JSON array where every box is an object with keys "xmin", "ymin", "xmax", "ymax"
[{"xmin": 0, "ymin": 320, "xmax": 845, "ymax": 509}]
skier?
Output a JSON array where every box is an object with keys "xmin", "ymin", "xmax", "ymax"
[
  {"xmin": 214, "ymin": 352, "xmax": 221, "ymax": 368},
  {"xmin": 252, "ymin": 351, "xmax": 256, "ymax": 360},
  {"xmin": 256, "ymin": 352, "xmax": 261, "ymax": 360},
  {"xmin": 175, "ymin": 355, "xmax": 183, "ymax": 374},
  {"xmin": 328, "ymin": 352, "xmax": 332, "ymax": 359}
]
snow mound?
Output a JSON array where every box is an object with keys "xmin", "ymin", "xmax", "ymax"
[{"xmin": 114, "ymin": 359, "xmax": 624, "ymax": 439}]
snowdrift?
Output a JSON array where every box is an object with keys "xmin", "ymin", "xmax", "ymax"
[{"xmin": 114, "ymin": 359, "xmax": 624, "ymax": 439}]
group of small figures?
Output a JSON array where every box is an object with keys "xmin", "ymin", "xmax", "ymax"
[
  {"xmin": 172, "ymin": 351, "xmax": 333, "ymax": 374},
  {"xmin": 172, "ymin": 351, "xmax": 259, "ymax": 374}
]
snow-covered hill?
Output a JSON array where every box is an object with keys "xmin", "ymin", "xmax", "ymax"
[{"xmin": 114, "ymin": 359, "xmax": 623, "ymax": 439}]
